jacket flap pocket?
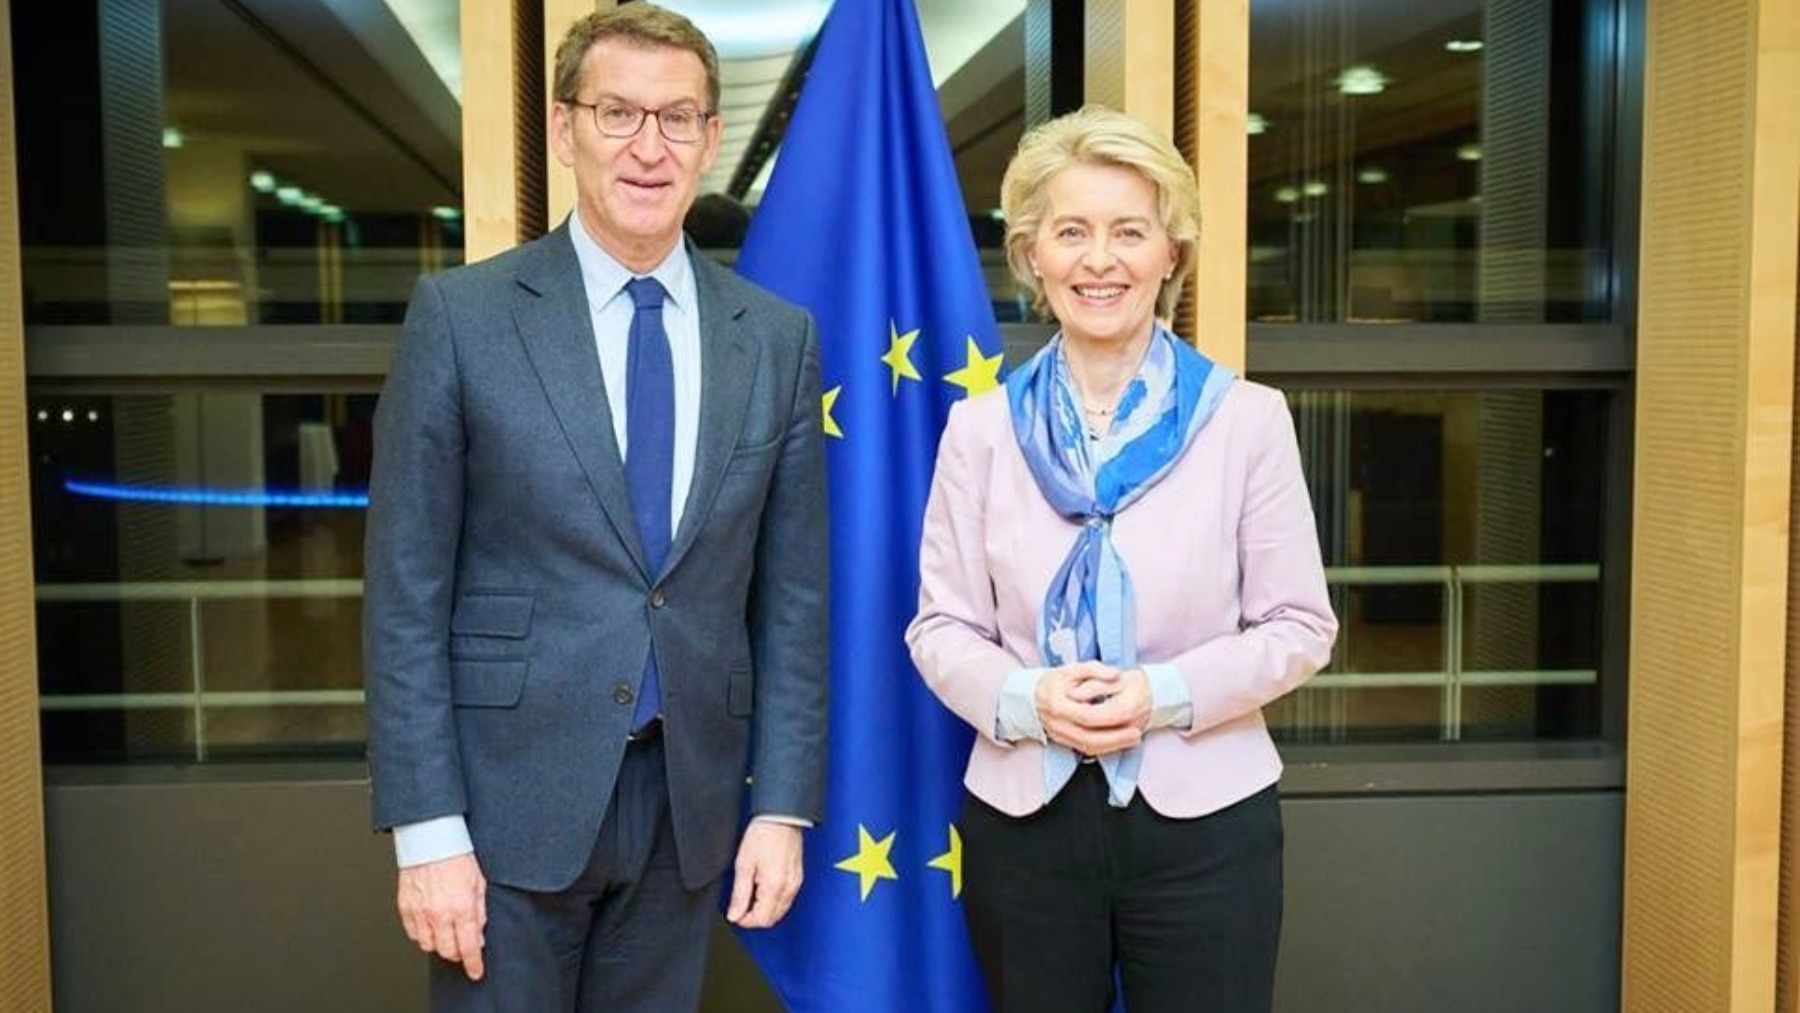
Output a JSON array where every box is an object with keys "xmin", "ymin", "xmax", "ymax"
[
  {"xmin": 727, "ymin": 666, "xmax": 754, "ymax": 716},
  {"xmin": 450, "ymin": 593, "xmax": 535, "ymax": 638},
  {"xmin": 450, "ymin": 659, "xmax": 528, "ymax": 707},
  {"xmin": 723, "ymin": 439, "xmax": 780, "ymax": 475}
]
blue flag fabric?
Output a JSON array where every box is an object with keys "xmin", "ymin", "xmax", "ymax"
[{"xmin": 731, "ymin": 0, "xmax": 1002, "ymax": 1010}]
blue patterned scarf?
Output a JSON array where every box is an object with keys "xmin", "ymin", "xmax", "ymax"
[{"xmin": 1004, "ymin": 325, "xmax": 1236, "ymax": 804}]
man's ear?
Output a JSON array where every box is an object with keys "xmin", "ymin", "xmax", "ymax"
[
  {"xmin": 696, "ymin": 110, "xmax": 724, "ymax": 177},
  {"xmin": 550, "ymin": 102, "xmax": 577, "ymax": 169}
]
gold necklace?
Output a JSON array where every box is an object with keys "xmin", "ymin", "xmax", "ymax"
[{"xmin": 1082, "ymin": 403, "xmax": 1113, "ymax": 441}]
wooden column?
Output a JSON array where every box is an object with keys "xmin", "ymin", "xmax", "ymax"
[
  {"xmin": 1174, "ymin": 0, "xmax": 1246, "ymax": 371},
  {"xmin": 1785, "ymin": 197, "xmax": 1800, "ymax": 1011},
  {"xmin": 1084, "ymin": 0, "xmax": 1174, "ymax": 137},
  {"xmin": 1085, "ymin": 0, "xmax": 1247, "ymax": 371},
  {"xmin": 0, "ymin": 0, "xmax": 53, "ymax": 1007},
  {"xmin": 461, "ymin": 0, "xmax": 548, "ymax": 260},
  {"xmin": 1627, "ymin": 0, "xmax": 1800, "ymax": 1009},
  {"xmin": 1783, "ymin": 121, "xmax": 1800, "ymax": 1013},
  {"xmin": 543, "ymin": 0, "xmax": 610, "ymax": 229}
]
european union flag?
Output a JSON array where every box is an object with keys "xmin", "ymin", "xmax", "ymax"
[{"xmin": 731, "ymin": 0, "xmax": 1003, "ymax": 1010}]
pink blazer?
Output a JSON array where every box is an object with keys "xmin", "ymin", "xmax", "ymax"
[{"xmin": 906, "ymin": 378, "xmax": 1338, "ymax": 818}]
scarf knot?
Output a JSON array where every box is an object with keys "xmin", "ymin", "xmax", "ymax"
[{"xmin": 1004, "ymin": 326, "xmax": 1236, "ymax": 805}]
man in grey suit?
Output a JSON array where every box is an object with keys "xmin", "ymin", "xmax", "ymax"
[{"xmin": 363, "ymin": 6, "xmax": 829, "ymax": 1011}]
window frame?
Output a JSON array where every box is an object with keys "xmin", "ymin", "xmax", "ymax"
[{"xmin": 23, "ymin": 0, "xmax": 1645, "ymax": 795}]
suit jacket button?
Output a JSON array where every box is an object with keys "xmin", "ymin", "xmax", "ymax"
[
  {"xmin": 613, "ymin": 683, "xmax": 634, "ymax": 705},
  {"xmin": 650, "ymin": 588, "xmax": 667, "ymax": 609}
]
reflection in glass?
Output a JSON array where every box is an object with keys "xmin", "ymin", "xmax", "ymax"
[
  {"xmin": 32, "ymin": 393, "xmax": 374, "ymax": 762},
  {"xmin": 1266, "ymin": 389, "xmax": 1608, "ymax": 743},
  {"xmin": 12, "ymin": 0, "xmax": 463, "ymax": 325},
  {"xmin": 1247, "ymin": 0, "xmax": 1615, "ymax": 323}
]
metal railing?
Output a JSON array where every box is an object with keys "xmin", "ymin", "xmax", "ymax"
[
  {"xmin": 36, "ymin": 564, "xmax": 1601, "ymax": 758},
  {"xmin": 1311, "ymin": 563, "xmax": 1601, "ymax": 740},
  {"xmin": 36, "ymin": 579, "xmax": 363, "ymax": 761}
]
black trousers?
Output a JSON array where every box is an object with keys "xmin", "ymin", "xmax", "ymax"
[
  {"xmin": 430, "ymin": 738, "xmax": 718, "ymax": 1013},
  {"xmin": 961, "ymin": 765, "xmax": 1284, "ymax": 1013}
]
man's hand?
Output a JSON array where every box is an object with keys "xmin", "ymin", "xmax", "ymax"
[
  {"xmin": 397, "ymin": 852, "xmax": 488, "ymax": 981},
  {"xmin": 726, "ymin": 821, "xmax": 804, "ymax": 929},
  {"xmin": 1036, "ymin": 662, "xmax": 1153, "ymax": 756}
]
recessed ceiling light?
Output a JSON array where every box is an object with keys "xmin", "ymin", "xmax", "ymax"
[
  {"xmin": 1336, "ymin": 66, "xmax": 1388, "ymax": 96},
  {"xmin": 1247, "ymin": 113, "xmax": 1269, "ymax": 136},
  {"xmin": 1457, "ymin": 143, "xmax": 1483, "ymax": 161},
  {"xmin": 162, "ymin": 127, "xmax": 184, "ymax": 149},
  {"xmin": 432, "ymin": 206, "xmax": 462, "ymax": 222},
  {"xmin": 250, "ymin": 171, "xmax": 276, "ymax": 193},
  {"xmin": 666, "ymin": 2, "xmax": 830, "ymax": 59},
  {"xmin": 1446, "ymin": 39, "xmax": 1484, "ymax": 53},
  {"xmin": 1302, "ymin": 181, "xmax": 1328, "ymax": 197},
  {"xmin": 1357, "ymin": 167, "xmax": 1390, "ymax": 184},
  {"xmin": 276, "ymin": 186, "xmax": 304, "ymax": 207},
  {"xmin": 1274, "ymin": 187, "xmax": 1300, "ymax": 204}
]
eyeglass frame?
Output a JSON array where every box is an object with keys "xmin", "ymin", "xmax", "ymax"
[{"xmin": 562, "ymin": 99, "xmax": 717, "ymax": 144}]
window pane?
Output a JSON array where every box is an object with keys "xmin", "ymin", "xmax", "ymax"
[
  {"xmin": 1248, "ymin": 0, "xmax": 1615, "ymax": 323},
  {"xmin": 13, "ymin": 0, "xmax": 462, "ymax": 325},
  {"xmin": 32, "ymin": 392, "xmax": 372, "ymax": 762},
  {"xmin": 1266, "ymin": 388, "xmax": 1609, "ymax": 743}
]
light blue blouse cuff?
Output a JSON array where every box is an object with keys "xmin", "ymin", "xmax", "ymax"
[
  {"xmin": 996, "ymin": 667, "xmax": 1048, "ymax": 743},
  {"xmin": 393, "ymin": 814, "xmax": 474, "ymax": 868},
  {"xmin": 1143, "ymin": 663, "xmax": 1193, "ymax": 732}
]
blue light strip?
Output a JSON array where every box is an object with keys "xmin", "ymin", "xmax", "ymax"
[{"xmin": 64, "ymin": 479, "xmax": 369, "ymax": 509}]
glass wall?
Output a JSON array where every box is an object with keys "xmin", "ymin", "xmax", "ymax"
[
  {"xmin": 19, "ymin": 0, "xmax": 460, "ymax": 762},
  {"xmin": 1248, "ymin": 0, "xmax": 1616, "ymax": 323},
  {"xmin": 19, "ymin": 0, "xmax": 1029, "ymax": 764},
  {"xmin": 1249, "ymin": 0, "xmax": 1629, "ymax": 750},
  {"xmin": 21, "ymin": 0, "xmax": 1630, "ymax": 762},
  {"xmin": 1269, "ymin": 389, "xmax": 1608, "ymax": 744},
  {"xmin": 33, "ymin": 392, "xmax": 373, "ymax": 762},
  {"xmin": 14, "ymin": 0, "xmax": 462, "ymax": 326}
]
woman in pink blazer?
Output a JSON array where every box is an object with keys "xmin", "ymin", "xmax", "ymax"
[{"xmin": 906, "ymin": 106, "xmax": 1338, "ymax": 1013}]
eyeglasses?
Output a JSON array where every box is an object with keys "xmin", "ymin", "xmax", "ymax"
[{"xmin": 566, "ymin": 100, "xmax": 714, "ymax": 144}]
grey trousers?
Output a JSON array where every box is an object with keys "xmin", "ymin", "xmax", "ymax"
[{"xmin": 430, "ymin": 738, "xmax": 719, "ymax": 1013}]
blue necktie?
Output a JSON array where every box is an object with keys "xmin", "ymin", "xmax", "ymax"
[{"xmin": 624, "ymin": 276, "xmax": 672, "ymax": 729}]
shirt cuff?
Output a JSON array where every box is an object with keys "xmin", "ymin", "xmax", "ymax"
[
  {"xmin": 1143, "ymin": 663, "xmax": 1194, "ymax": 732},
  {"xmin": 996, "ymin": 667, "xmax": 1049, "ymax": 743},
  {"xmin": 393, "ymin": 815, "xmax": 474, "ymax": 868},
  {"xmin": 752, "ymin": 814, "xmax": 815, "ymax": 829}
]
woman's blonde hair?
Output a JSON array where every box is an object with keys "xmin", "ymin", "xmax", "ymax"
[{"xmin": 999, "ymin": 105, "xmax": 1201, "ymax": 321}]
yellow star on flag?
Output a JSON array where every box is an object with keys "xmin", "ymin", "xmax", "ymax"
[
  {"xmin": 821, "ymin": 384, "xmax": 844, "ymax": 439},
  {"xmin": 881, "ymin": 320, "xmax": 923, "ymax": 395},
  {"xmin": 834, "ymin": 824, "xmax": 899, "ymax": 901},
  {"xmin": 943, "ymin": 336, "xmax": 1003, "ymax": 398},
  {"xmin": 927, "ymin": 823, "xmax": 964, "ymax": 899}
]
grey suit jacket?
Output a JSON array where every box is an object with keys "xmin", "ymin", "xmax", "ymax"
[{"xmin": 364, "ymin": 225, "xmax": 829, "ymax": 892}]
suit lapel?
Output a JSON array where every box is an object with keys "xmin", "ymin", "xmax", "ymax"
[
  {"xmin": 664, "ymin": 249, "xmax": 759, "ymax": 576},
  {"xmin": 511, "ymin": 226, "xmax": 652, "ymax": 579}
]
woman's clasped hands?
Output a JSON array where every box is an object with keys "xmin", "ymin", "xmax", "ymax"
[{"xmin": 1032, "ymin": 661, "xmax": 1153, "ymax": 757}]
